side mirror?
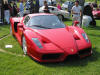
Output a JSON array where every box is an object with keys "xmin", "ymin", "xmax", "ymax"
[
  {"xmin": 73, "ymin": 21, "xmax": 79, "ymax": 26},
  {"xmin": 18, "ymin": 23, "xmax": 23, "ymax": 28}
]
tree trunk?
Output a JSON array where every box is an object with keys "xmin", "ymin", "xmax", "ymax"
[
  {"xmin": 1, "ymin": 0, "xmax": 4, "ymax": 24},
  {"xmin": 95, "ymin": 0, "xmax": 97, "ymax": 3},
  {"xmin": 79, "ymin": 0, "xmax": 85, "ymax": 27}
]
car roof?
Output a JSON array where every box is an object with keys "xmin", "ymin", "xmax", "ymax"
[{"xmin": 27, "ymin": 13, "xmax": 54, "ymax": 18}]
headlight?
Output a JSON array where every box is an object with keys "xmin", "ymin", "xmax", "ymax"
[
  {"xmin": 32, "ymin": 38, "xmax": 43, "ymax": 48},
  {"xmin": 82, "ymin": 33, "xmax": 89, "ymax": 43}
]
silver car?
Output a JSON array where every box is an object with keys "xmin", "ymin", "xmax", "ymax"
[{"xmin": 39, "ymin": 6, "xmax": 70, "ymax": 21}]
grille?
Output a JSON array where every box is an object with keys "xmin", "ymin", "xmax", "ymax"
[
  {"xmin": 42, "ymin": 54, "xmax": 62, "ymax": 60},
  {"xmin": 66, "ymin": 54, "xmax": 79, "ymax": 60}
]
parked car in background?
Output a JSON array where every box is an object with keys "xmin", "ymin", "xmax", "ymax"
[
  {"xmin": 62, "ymin": 1, "xmax": 74, "ymax": 12},
  {"xmin": 92, "ymin": 8, "xmax": 100, "ymax": 19},
  {"xmin": 39, "ymin": 6, "xmax": 70, "ymax": 21}
]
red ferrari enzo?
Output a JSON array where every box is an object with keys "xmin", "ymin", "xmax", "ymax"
[
  {"xmin": 93, "ymin": 8, "xmax": 100, "ymax": 18},
  {"xmin": 10, "ymin": 13, "xmax": 92, "ymax": 62}
]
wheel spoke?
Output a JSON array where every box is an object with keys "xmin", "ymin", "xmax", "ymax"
[{"xmin": 23, "ymin": 37, "xmax": 27, "ymax": 55}]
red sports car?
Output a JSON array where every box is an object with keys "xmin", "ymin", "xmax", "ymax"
[
  {"xmin": 92, "ymin": 8, "xmax": 100, "ymax": 18},
  {"xmin": 10, "ymin": 13, "xmax": 92, "ymax": 62}
]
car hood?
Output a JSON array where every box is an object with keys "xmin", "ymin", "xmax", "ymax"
[
  {"xmin": 93, "ymin": 10, "xmax": 100, "ymax": 14},
  {"xmin": 33, "ymin": 28, "xmax": 78, "ymax": 54}
]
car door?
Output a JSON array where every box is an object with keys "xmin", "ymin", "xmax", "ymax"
[{"xmin": 17, "ymin": 16, "xmax": 30, "ymax": 43}]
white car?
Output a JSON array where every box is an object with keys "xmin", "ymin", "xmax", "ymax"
[{"xmin": 39, "ymin": 6, "xmax": 70, "ymax": 21}]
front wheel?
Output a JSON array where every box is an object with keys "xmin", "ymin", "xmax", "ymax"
[{"xmin": 22, "ymin": 36, "xmax": 27, "ymax": 55}]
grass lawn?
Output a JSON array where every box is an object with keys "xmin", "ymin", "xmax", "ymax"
[
  {"xmin": 0, "ymin": 25, "xmax": 10, "ymax": 38},
  {"xmin": 0, "ymin": 19, "xmax": 100, "ymax": 75}
]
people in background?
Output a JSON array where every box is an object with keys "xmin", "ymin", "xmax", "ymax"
[
  {"xmin": 35, "ymin": 0, "xmax": 39, "ymax": 13},
  {"xmin": 57, "ymin": 3, "xmax": 61, "ymax": 10},
  {"xmin": 68, "ymin": 2, "xmax": 73, "ymax": 13},
  {"xmin": 83, "ymin": 4, "xmax": 96, "ymax": 26},
  {"xmin": 43, "ymin": 1, "xmax": 50, "ymax": 13},
  {"xmin": 12, "ymin": 1, "xmax": 18, "ymax": 16},
  {"xmin": 39, "ymin": 0, "xmax": 45, "ymax": 7},
  {"xmin": 19, "ymin": 0, "xmax": 24, "ymax": 17},
  {"xmin": 3, "ymin": 1, "xmax": 10, "ymax": 24},
  {"xmin": 25, "ymin": 0, "xmax": 30, "ymax": 10},
  {"xmin": 30, "ymin": 0, "xmax": 35, "ymax": 13},
  {"xmin": 24, "ymin": 0, "xmax": 31, "ymax": 15},
  {"xmin": 71, "ymin": 0, "xmax": 82, "ymax": 27},
  {"xmin": 92, "ymin": 2, "xmax": 98, "ymax": 8}
]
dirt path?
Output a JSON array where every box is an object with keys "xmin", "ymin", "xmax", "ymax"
[
  {"xmin": 0, "ymin": 34, "xmax": 10, "ymax": 40},
  {"xmin": 0, "ymin": 48, "xmax": 25, "ymax": 57}
]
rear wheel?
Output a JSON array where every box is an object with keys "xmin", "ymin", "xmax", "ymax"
[{"xmin": 22, "ymin": 36, "xmax": 27, "ymax": 55}]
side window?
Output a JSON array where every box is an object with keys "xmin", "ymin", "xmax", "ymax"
[{"xmin": 23, "ymin": 16, "xmax": 30, "ymax": 25}]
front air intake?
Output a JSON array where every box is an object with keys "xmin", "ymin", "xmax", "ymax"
[{"xmin": 42, "ymin": 54, "xmax": 62, "ymax": 60}]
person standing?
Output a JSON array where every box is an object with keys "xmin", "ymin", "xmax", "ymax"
[
  {"xmin": 12, "ymin": 1, "xmax": 18, "ymax": 16},
  {"xmin": 43, "ymin": 1, "xmax": 50, "ymax": 13},
  {"xmin": 57, "ymin": 3, "xmax": 61, "ymax": 10},
  {"xmin": 30, "ymin": 0, "xmax": 35, "ymax": 14},
  {"xmin": 71, "ymin": 0, "xmax": 82, "ymax": 26},
  {"xmin": 19, "ymin": 0, "xmax": 24, "ymax": 17},
  {"xmin": 9, "ymin": 2, "xmax": 13, "ymax": 17},
  {"xmin": 3, "ymin": 1, "xmax": 10, "ymax": 24},
  {"xmin": 35, "ymin": 0, "xmax": 39, "ymax": 13}
]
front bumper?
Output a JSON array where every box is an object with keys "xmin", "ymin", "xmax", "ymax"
[
  {"xmin": 94, "ymin": 14, "xmax": 100, "ymax": 18},
  {"xmin": 28, "ymin": 47, "xmax": 92, "ymax": 62}
]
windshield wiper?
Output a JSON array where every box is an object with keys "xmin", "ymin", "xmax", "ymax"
[{"xmin": 32, "ymin": 25, "xmax": 52, "ymax": 29}]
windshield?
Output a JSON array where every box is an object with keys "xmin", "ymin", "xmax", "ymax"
[{"xmin": 28, "ymin": 15, "xmax": 65, "ymax": 29}]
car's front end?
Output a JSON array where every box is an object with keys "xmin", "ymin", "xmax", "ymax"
[
  {"xmin": 26, "ymin": 27, "xmax": 92, "ymax": 62},
  {"xmin": 93, "ymin": 10, "xmax": 100, "ymax": 19},
  {"xmin": 21, "ymin": 14, "xmax": 92, "ymax": 62},
  {"xmin": 68, "ymin": 25, "xmax": 92, "ymax": 59}
]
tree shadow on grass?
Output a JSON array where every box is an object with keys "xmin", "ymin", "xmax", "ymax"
[
  {"xmin": 85, "ymin": 25, "xmax": 100, "ymax": 31},
  {"xmin": 87, "ymin": 33, "xmax": 100, "ymax": 37},
  {"xmin": 37, "ymin": 47, "xmax": 100, "ymax": 67},
  {"xmin": 63, "ymin": 19, "xmax": 72, "ymax": 21}
]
